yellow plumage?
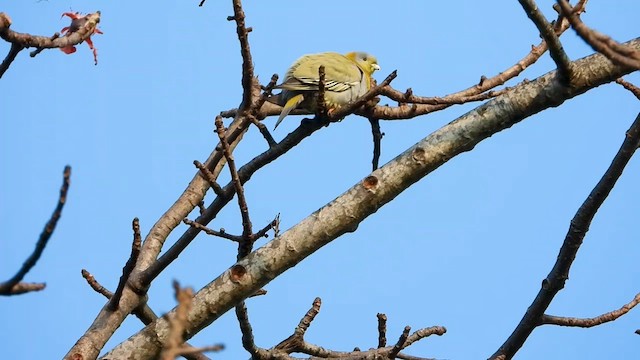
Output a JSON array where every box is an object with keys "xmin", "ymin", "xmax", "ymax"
[{"xmin": 269, "ymin": 51, "xmax": 380, "ymax": 129}]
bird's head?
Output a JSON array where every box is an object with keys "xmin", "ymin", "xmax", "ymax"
[{"xmin": 345, "ymin": 51, "xmax": 380, "ymax": 75}]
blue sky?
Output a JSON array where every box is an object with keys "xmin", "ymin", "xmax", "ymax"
[{"xmin": 1, "ymin": 1, "xmax": 639, "ymax": 359}]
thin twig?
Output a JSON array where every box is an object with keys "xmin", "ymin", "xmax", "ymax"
[
  {"xmin": 557, "ymin": 0, "xmax": 640, "ymax": 69},
  {"xmin": 0, "ymin": 166, "xmax": 71, "ymax": 295},
  {"xmin": 369, "ymin": 117, "xmax": 383, "ymax": 171},
  {"xmin": 215, "ymin": 116, "xmax": 254, "ymax": 257},
  {"xmin": 108, "ymin": 218, "xmax": 142, "ymax": 311},
  {"xmin": 160, "ymin": 281, "xmax": 194, "ymax": 360},
  {"xmin": 235, "ymin": 302, "xmax": 258, "ymax": 356},
  {"xmin": 377, "ymin": 313, "xmax": 388, "ymax": 348},
  {"xmin": 389, "ymin": 326, "xmax": 411, "ymax": 359},
  {"xmin": 519, "ymin": 0, "xmax": 573, "ymax": 81},
  {"xmin": 0, "ymin": 42, "xmax": 23, "ymax": 78},
  {"xmin": 615, "ymin": 78, "xmax": 640, "ymax": 100},
  {"xmin": 247, "ymin": 74, "xmax": 279, "ymax": 147},
  {"xmin": 194, "ymin": 160, "xmax": 224, "ymax": 196},
  {"xmin": 82, "ymin": 269, "xmax": 114, "ymax": 298},
  {"xmin": 273, "ymin": 297, "xmax": 322, "ymax": 354},
  {"xmin": 541, "ymin": 292, "xmax": 640, "ymax": 327},
  {"xmin": 196, "ymin": 201, "xmax": 206, "ymax": 216},
  {"xmin": 491, "ymin": 112, "xmax": 640, "ymax": 359},
  {"xmin": 331, "ymin": 71, "xmax": 397, "ymax": 120},
  {"xmin": 229, "ymin": 0, "xmax": 254, "ymax": 111},
  {"xmin": 183, "ymin": 218, "xmax": 241, "ymax": 242},
  {"xmin": 29, "ymin": 32, "xmax": 59, "ymax": 58},
  {"xmin": 317, "ymin": 65, "xmax": 328, "ymax": 119}
]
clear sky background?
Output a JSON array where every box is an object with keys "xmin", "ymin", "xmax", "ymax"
[{"xmin": 1, "ymin": 1, "xmax": 639, "ymax": 359}]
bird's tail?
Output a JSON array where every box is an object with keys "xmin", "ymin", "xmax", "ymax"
[{"xmin": 274, "ymin": 94, "xmax": 304, "ymax": 130}]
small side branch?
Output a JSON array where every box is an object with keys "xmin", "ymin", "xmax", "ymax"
[
  {"xmin": 317, "ymin": 65, "xmax": 328, "ymax": 119},
  {"xmin": 616, "ymin": 78, "xmax": 640, "ymax": 100},
  {"xmin": 377, "ymin": 313, "xmax": 387, "ymax": 348},
  {"xmin": 557, "ymin": 0, "xmax": 640, "ymax": 69},
  {"xmin": 228, "ymin": 0, "xmax": 255, "ymax": 111},
  {"xmin": 541, "ymin": 292, "xmax": 640, "ymax": 327},
  {"xmin": 369, "ymin": 117, "xmax": 383, "ymax": 171},
  {"xmin": 107, "ymin": 218, "xmax": 142, "ymax": 311},
  {"xmin": 248, "ymin": 74, "xmax": 279, "ymax": 147},
  {"xmin": 0, "ymin": 42, "xmax": 23, "ymax": 78},
  {"xmin": 329, "ymin": 71, "xmax": 397, "ymax": 121},
  {"xmin": 160, "ymin": 281, "xmax": 193, "ymax": 360},
  {"xmin": 268, "ymin": 298, "xmax": 445, "ymax": 359},
  {"xmin": 0, "ymin": 166, "xmax": 71, "ymax": 296},
  {"xmin": 389, "ymin": 326, "xmax": 411, "ymax": 359},
  {"xmin": 215, "ymin": 116, "xmax": 254, "ymax": 258},
  {"xmin": 490, "ymin": 112, "xmax": 640, "ymax": 359},
  {"xmin": 519, "ymin": 0, "xmax": 573, "ymax": 81},
  {"xmin": 194, "ymin": 160, "xmax": 224, "ymax": 196},
  {"xmin": 184, "ymin": 216, "xmax": 278, "ymax": 245}
]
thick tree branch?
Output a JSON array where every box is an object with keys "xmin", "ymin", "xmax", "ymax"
[
  {"xmin": 0, "ymin": 166, "xmax": 71, "ymax": 296},
  {"xmin": 490, "ymin": 112, "xmax": 640, "ymax": 360},
  {"xmin": 101, "ymin": 39, "xmax": 640, "ymax": 360}
]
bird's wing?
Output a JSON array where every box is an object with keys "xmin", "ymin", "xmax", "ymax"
[{"xmin": 276, "ymin": 53, "xmax": 363, "ymax": 93}]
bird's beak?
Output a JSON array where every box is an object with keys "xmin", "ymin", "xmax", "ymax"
[{"xmin": 372, "ymin": 64, "xmax": 380, "ymax": 71}]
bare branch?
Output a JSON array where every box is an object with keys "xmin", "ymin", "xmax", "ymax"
[
  {"xmin": 215, "ymin": 116, "xmax": 254, "ymax": 257},
  {"xmin": 519, "ymin": 0, "xmax": 573, "ymax": 80},
  {"xmin": 616, "ymin": 78, "xmax": 640, "ymax": 100},
  {"xmin": 0, "ymin": 42, "xmax": 23, "ymax": 78},
  {"xmin": 28, "ymin": 32, "xmax": 59, "ymax": 58},
  {"xmin": 389, "ymin": 326, "xmax": 410, "ymax": 359},
  {"xmin": 183, "ymin": 218, "xmax": 241, "ymax": 242},
  {"xmin": 160, "ymin": 281, "xmax": 195, "ymax": 360},
  {"xmin": 194, "ymin": 160, "xmax": 224, "ymax": 196},
  {"xmin": 229, "ymin": 0, "xmax": 254, "ymax": 111},
  {"xmin": 235, "ymin": 301, "xmax": 258, "ymax": 356},
  {"xmin": 557, "ymin": 0, "xmax": 640, "ymax": 69},
  {"xmin": 107, "ymin": 218, "xmax": 143, "ymax": 311},
  {"xmin": 317, "ymin": 65, "xmax": 328, "ymax": 119},
  {"xmin": 541, "ymin": 292, "xmax": 640, "ymax": 327},
  {"xmin": 196, "ymin": 201, "xmax": 206, "ymax": 216},
  {"xmin": 377, "ymin": 313, "xmax": 388, "ymax": 348},
  {"xmin": 82, "ymin": 269, "xmax": 113, "ymax": 299},
  {"xmin": 491, "ymin": 112, "xmax": 640, "ymax": 359},
  {"xmin": 369, "ymin": 117, "xmax": 383, "ymax": 171},
  {"xmin": 0, "ymin": 166, "xmax": 71, "ymax": 296}
]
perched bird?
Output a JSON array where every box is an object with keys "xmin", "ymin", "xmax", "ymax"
[{"xmin": 269, "ymin": 51, "xmax": 380, "ymax": 129}]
